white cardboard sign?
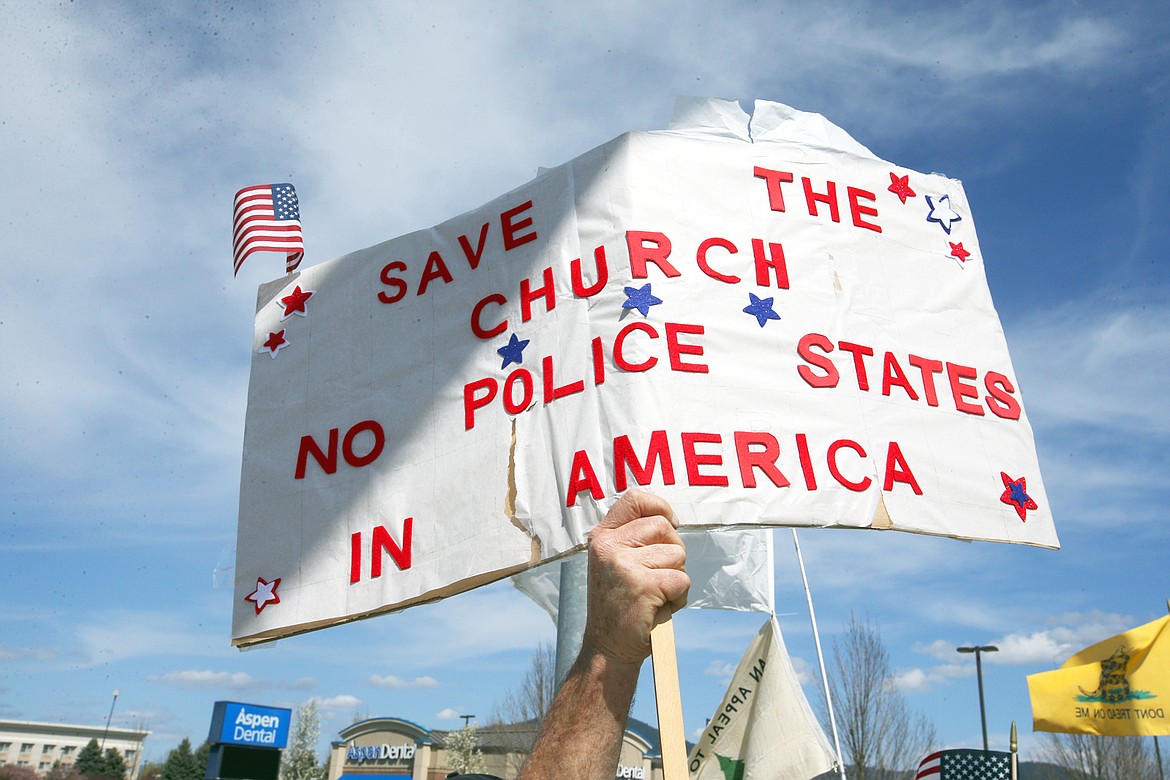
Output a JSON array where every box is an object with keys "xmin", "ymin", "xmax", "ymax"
[{"xmin": 233, "ymin": 99, "xmax": 1056, "ymax": 646}]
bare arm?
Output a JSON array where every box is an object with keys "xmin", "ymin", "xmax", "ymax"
[{"xmin": 518, "ymin": 492, "xmax": 689, "ymax": 780}]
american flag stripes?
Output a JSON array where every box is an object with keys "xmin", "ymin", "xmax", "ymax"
[
  {"xmin": 232, "ymin": 183, "xmax": 304, "ymax": 275},
  {"xmin": 915, "ymin": 748, "xmax": 1012, "ymax": 780}
]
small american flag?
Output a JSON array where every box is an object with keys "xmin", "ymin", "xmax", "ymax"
[
  {"xmin": 915, "ymin": 748, "xmax": 1012, "ymax": 780},
  {"xmin": 232, "ymin": 183, "xmax": 304, "ymax": 275}
]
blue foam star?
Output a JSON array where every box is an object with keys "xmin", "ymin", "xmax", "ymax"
[
  {"xmin": 622, "ymin": 283, "xmax": 663, "ymax": 317},
  {"xmin": 742, "ymin": 292, "xmax": 781, "ymax": 327},
  {"xmin": 925, "ymin": 194, "xmax": 963, "ymax": 235},
  {"xmin": 1007, "ymin": 479, "xmax": 1031, "ymax": 508},
  {"xmin": 497, "ymin": 333, "xmax": 530, "ymax": 369}
]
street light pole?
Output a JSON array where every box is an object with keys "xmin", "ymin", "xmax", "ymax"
[
  {"xmin": 101, "ymin": 689, "xmax": 120, "ymax": 750},
  {"xmin": 957, "ymin": 646, "xmax": 998, "ymax": 751}
]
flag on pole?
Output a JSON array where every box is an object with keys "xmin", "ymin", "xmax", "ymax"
[
  {"xmin": 232, "ymin": 183, "xmax": 304, "ymax": 275},
  {"xmin": 687, "ymin": 616, "xmax": 837, "ymax": 779},
  {"xmin": 913, "ymin": 749, "xmax": 1012, "ymax": 779},
  {"xmin": 1027, "ymin": 614, "xmax": 1170, "ymax": 736}
]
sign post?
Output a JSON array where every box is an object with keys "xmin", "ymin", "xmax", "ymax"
[{"xmin": 205, "ymin": 702, "xmax": 291, "ymax": 780}]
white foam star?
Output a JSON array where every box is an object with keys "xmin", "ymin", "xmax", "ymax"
[
  {"xmin": 926, "ymin": 194, "xmax": 963, "ymax": 234},
  {"xmin": 245, "ymin": 577, "xmax": 281, "ymax": 613}
]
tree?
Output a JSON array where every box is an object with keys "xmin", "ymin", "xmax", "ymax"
[
  {"xmin": 160, "ymin": 739, "xmax": 201, "ymax": 780},
  {"xmin": 75, "ymin": 741, "xmax": 106, "ymax": 777},
  {"xmin": 445, "ymin": 722, "xmax": 486, "ymax": 776},
  {"xmin": 193, "ymin": 743, "xmax": 209, "ymax": 780},
  {"xmin": 1042, "ymin": 732, "xmax": 1160, "ymax": 780},
  {"xmin": 101, "ymin": 749, "xmax": 127, "ymax": 780},
  {"xmin": 0, "ymin": 766, "xmax": 40, "ymax": 780},
  {"xmin": 280, "ymin": 701, "xmax": 325, "ymax": 780},
  {"xmin": 823, "ymin": 615, "xmax": 937, "ymax": 780},
  {"xmin": 492, "ymin": 640, "xmax": 556, "ymax": 725},
  {"xmin": 45, "ymin": 763, "xmax": 81, "ymax": 780}
]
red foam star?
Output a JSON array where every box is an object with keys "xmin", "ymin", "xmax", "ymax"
[
  {"xmin": 999, "ymin": 472, "xmax": 1038, "ymax": 522},
  {"xmin": 261, "ymin": 329, "xmax": 288, "ymax": 358},
  {"xmin": 888, "ymin": 172, "xmax": 916, "ymax": 204},
  {"xmin": 280, "ymin": 285, "xmax": 315, "ymax": 319},
  {"xmin": 949, "ymin": 241, "xmax": 972, "ymax": 263},
  {"xmin": 245, "ymin": 577, "xmax": 281, "ymax": 614}
]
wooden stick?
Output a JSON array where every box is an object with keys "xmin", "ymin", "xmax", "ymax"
[{"xmin": 651, "ymin": 608, "xmax": 687, "ymax": 780}]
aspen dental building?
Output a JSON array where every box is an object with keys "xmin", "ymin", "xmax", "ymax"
[{"xmin": 329, "ymin": 716, "xmax": 661, "ymax": 780}]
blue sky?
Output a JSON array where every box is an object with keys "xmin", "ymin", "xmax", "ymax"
[{"xmin": 2, "ymin": 0, "xmax": 1168, "ymax": 768}]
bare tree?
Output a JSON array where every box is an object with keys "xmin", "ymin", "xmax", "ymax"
[
  {"xmin": 492, "ymin": 640, "xmax": 556, "ymax": 725},
  {"xmin": 1042, "ymin": 732, "xmax": 1160, "ymax": 780},
  {"xmin": 823, "ymin": 615, "xmax": 937, "ymax": 780}
]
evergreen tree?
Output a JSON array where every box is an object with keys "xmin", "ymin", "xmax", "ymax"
[
  {"xmin": 75, "ymin": 741, "xmax": 106, "ymax": 777},
  {"xmin": 193, "ymin": 743, "xmax": 210, "ymax": 780},
  {"xmin": 160, "ymin": 739, "xmax": 201, "ymax": 780},
  {"xmin": 101, "ymin": 749, "xmax": 127, "ymax": 780},
  {"xmin": 280, "ymin": 701, "xmax": 324, "ymax": 780}
]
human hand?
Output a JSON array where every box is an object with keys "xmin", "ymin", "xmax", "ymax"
[{"xmin": 582, "ymin": 491, "xmax": 689, "ymax": 666}]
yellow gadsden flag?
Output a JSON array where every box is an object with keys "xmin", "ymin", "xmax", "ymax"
[{"xmin": 1028, "ymin": 614, "xmax": 1170, "ymax": 736}]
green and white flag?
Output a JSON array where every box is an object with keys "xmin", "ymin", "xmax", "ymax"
[{"xmin": 688, "ymin": 616, "xmax": 837, "ymax": 780}]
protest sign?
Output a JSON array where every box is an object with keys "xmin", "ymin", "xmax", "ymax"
[{"xmin": 233, "ymin": 98, "xmax": 1056, "ymax": 646}]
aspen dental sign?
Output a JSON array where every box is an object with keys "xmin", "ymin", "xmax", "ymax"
[
  {"xmin": 209, "ymin": 702, "xmax": 291, "ymax": 748},
  {"xmin": 233, "ymin": 98, "xmax": 1058, "ymax": 646}
]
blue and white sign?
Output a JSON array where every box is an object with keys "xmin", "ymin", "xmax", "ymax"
[{"xmin": 208, "ymin": 701, "xmax": 292, "ymax": 748}]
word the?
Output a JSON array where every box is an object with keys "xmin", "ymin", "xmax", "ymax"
[{"xmin": 753, "ymin": 166, "xmax": 883, "ymax": 232}]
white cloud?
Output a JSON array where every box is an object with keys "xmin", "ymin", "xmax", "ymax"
[
  {"xmin": 149, "ymin": 670, "xmax": 319, "ymax": 693},
  {"xmin": 913, "ymin": 610, "xmax": 1143, "ymax": 669},
  {"xmin": 314, "ymin": 695, "xmax": 362, "ymax": 712},
  {"xmin": 435, "ymin": 708, "xmax": 463, "ymax": 721},
  {"xmin": 368, "ymin": 674, "xmax": 439, "ymax": 689},
  {"xmin": 151, "ymin": 670, "xmax": 265, "ymax": 691},
  {"xmin": 703, "ymin": 660, "xmax": 736, "ymax": 686},
  {"xmin": 891, "ymin": 667, "xmax": 939, "ymax": 693},
  {"xmin": 789, "ymin": 654, "xmax": 819, "ymax": 687}
]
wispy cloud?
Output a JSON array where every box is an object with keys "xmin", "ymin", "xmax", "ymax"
[
  {"xmin": 69, "ymin": 607, "xmax": 231, "ymax": 667},
  {"xmin": 703, "ymin": 660, "xmax": 736, "ymax": 686},
  {"xmin": 314, "ymin": 694, "xmax": 363, "ymax": 712},
  {"xmin": 368, "ymin": 674, "xmax": 439, "ymax": 690},
  {"xmin": 0, "ymin": 644, "xmax": 60, "ymax": 662},
  {"xmin": 150, "ymin": 670, "xmax": 317, "ymax": 693}
]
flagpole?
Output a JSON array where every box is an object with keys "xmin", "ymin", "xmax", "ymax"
[
  {"xmin": 1010, "ymin": 721, "xmax": 1018, "ymax": 780},
  {"xmin": 792, "ymin": 529, "xmax": 847, "ymax": 780}
]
